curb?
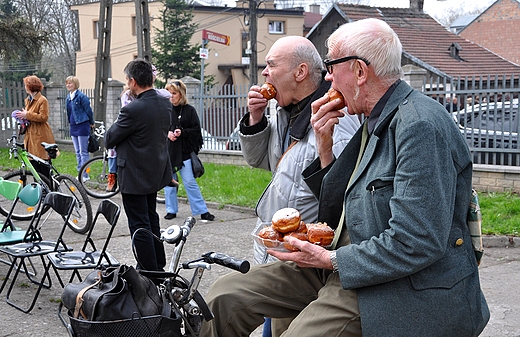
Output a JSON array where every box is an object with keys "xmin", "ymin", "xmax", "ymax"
[{"xmin": 483, "ymin": 235, "xmax": 519, "ymax": 248}]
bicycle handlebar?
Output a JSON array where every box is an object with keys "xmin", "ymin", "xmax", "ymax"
[{"xmin": 200, "ymin": 252, "xmax": 250, "ymax": 274}]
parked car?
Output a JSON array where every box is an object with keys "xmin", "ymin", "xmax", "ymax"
[
  {"xmin": 225, "ymin": 126, "xmax": 241, "ymax": 151},
  {"xmin": 453, "ymin": 100, "xmax": 519, "ymax": 165}
]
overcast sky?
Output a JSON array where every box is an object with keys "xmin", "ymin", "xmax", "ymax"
[
  {"xmin": 221, "ymin": 0, "xmax": 497, "ymax": 19},
  {"xmin": 367, "ymin": 0, "xmax": 496, "ymax": 17}
]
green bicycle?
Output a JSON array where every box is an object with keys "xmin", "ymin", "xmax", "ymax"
[{"xmin": 0, "ymin": 133, "xmax": 93, "ymax": 234}]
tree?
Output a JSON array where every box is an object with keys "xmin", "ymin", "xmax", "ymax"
[
  {"xmin": 153, "ymin": 0, "xmax": 214, "ymax": 86},
  {"xmin": 0, "ymin": 0, "xmax": 49, "ymax": 81}
]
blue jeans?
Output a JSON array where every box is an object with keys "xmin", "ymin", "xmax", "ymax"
[
  {"xmin": 262, "ymin": 318, "xmax": 272, "ymax": 337},
  {"xmin": 108, "ymin": 157, "xmax": 117, "ymax": 174},
  {"xmin": 165, "ymin": 172, "xmax": 179, "ymax": 214},
  {"xmin": 71, "ymin": 135, "xmax": 90, "ymax": 174},
  {"xmin": 164, "ymin": 158, "xmax": 208, "ymax": 216}
]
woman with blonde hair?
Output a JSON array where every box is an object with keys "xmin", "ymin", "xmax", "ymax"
[
  {"xmin": 65, "ymin": 76, "xmax": 94, "ymax": 179},
  {"xmin": 163, "ymin": 79, "xmax": 214, "ymax": 221}
]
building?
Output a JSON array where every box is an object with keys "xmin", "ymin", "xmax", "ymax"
[
  {"xmin": 458, "ymin": 0, "xmax": 520, "ymax": 66},
  {"xmin": 306, "ymin": 3, "xmax": 520, "ymax": 91},
  {"xmin": 71, "ymin": 0, "xmax": 307, "ymax": 89}
]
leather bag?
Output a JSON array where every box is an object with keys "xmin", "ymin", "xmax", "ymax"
[
  {"xmin": 190, "ymin": 151, "xmax": 204, "ymax": 178},
  {"xmin": 88, "ymin": 132, "xmax": 99, "ymax": 153},
  {"xmin": 62, "ymin": 265, "xmax": 163, "ymax": 321}
]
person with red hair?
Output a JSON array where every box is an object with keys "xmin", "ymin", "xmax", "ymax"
[{"xmin": 14, "ymin": 75, "xmax": 56, "ymax": 180}]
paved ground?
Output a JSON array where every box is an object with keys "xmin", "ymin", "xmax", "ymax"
[{"xmin": 0, "ymin": 194, "xmax": 518, "ymax": 336}]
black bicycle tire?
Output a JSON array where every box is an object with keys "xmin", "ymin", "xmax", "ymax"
[
  {"xmin": 78, "ymin": 155, "xmax": 119, "ymax": 199},
  {"xmin": 56, "ymin": 174, "xmax": 93, "ymax": 234},
  {"xmin": 0, "ymin": 170, "xmax": 51, "ymax": 220}
]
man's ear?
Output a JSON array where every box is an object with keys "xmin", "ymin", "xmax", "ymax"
[
  {"xmin": 294, "ymin": 63, "xmax": 309, "ymax": 83},
  {"xmin": 355, "ymin": 60, "xmax": 368, "ymax": 86}
]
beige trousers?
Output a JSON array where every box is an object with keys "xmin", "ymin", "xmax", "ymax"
[{"xmin": 200, "ymin": 261, "xmax": 361, "ymax": 337}]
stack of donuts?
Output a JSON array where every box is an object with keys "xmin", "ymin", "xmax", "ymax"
[{"xmin": 257, "ymin": 207, "xmax": 334, "ymax": 251}]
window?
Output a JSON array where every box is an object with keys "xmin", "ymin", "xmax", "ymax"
[
  {"xmin": 93, "ymin": 20, "xmax": 99, "ymax": 39},
  {"xmin": 132, "ymin": 16, "xmax": 136, "ymax": 36},
  {"xmin": 269, "ymin": 21, "xmax": 284, "ymax": 34}
]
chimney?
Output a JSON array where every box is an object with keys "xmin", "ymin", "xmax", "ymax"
[
  {"xmin": 410, "ymin": 0, "xmax": 424, "ymax": 11},
  {"xmin": 309, "ymin": 4, "xmax": 320, "ymax": 14}
]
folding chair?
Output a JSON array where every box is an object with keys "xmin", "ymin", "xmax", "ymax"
[
  {"xmin": 48, "ymin": 198, "xmax": 121, "ymax": 287},
  {"xmin": 0, "ymin": 179, "xmax": 24, "ymax": 246},
  {"xmin": 0, "ymin": 192, "xmax": 75, "ymax": 313},
  {"xmin": 0, "ymin": 182, "xmax": 43, "ymax": 246}
]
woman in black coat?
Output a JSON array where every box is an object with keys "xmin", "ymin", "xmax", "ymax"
[{"xmin": 163, "ymin": 80, "xmax": 215, "ymax": 221}]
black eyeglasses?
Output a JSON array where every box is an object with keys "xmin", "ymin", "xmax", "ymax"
[
  {"xmin": 323, "ymin": 56, "xmax": 370, "ymax": 74},
  {"xmin": 168, "ymin": 81, "xmax": 181, "ymax": 86}
]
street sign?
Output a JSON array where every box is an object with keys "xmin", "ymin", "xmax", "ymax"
[
  {"xmin": 200, "ymin": 48, "xmax": 209, "ymax": 59},
  {"xmin": 202, "ymin": 29, "xmax": 230, "ymax": 46}
]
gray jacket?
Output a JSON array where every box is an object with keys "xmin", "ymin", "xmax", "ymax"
[
  {"xmin": 240, "ymin": 81, "xmax": 360, "ymax": 264},
  {"xmin": 303, "ymin": 81, "xmax": 489, "ymax": 336}
]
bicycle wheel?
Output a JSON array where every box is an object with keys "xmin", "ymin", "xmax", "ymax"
[
  {"xmin": 56, "ymin": 174, "xmax": 93, "ymax": 234},
  {"xmin": 0, "ymin": 170, "xmax": 51, "ymax": 220},
  {"xmin": 78, "ymin": 155, "xmax": 119, "ymax": 199}
]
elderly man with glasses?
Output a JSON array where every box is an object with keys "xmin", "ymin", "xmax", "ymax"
[{"xmin": 200, "ymin": 18, "xmax": 489, "ymax": 337}]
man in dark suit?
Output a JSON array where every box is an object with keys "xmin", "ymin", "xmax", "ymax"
[{"xmin": 105, "ymin": 59, "xmax": 172, "ymax": 271}]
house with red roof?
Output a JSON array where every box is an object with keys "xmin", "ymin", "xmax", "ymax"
[{"xmin": 306, "ymin": 3, "xmax": 520, "ymax": 91}]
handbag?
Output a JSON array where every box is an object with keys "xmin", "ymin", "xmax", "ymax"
[
  {"xmin": 88, "ymin": 132, "xmax": 100, "ymax": 153},
  {"xmin": 61, "ymin": 265, "xmax": 163, "ymax": 321},
  {"xmin": 190, "ymin": 151, "xmax": 204, "ymax": 178}
]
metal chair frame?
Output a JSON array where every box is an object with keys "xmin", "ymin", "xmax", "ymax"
[
  {"xmin": 48, "ymin": 199, "xmax": 121, "ymax": 287},
  {"xmin": 0, "ymin": 192, "xmax": 75, "ymax": 313}
]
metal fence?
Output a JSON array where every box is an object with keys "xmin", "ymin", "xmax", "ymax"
[
  {"xmin": 2, "ymin": 76, "xmax": 519, "ymax": 166},
  {"xmin": 422, "ymin": 75, "xmax": 520, "ymax": 166}
]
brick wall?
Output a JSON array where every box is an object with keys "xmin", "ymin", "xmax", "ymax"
[
  {"xmin": 460, "ymin": 0, "xmax": 520, "ymax": 65},
  {"xmin": 472, "ymin": 164, "xmax": 520, "ymax": 193}
]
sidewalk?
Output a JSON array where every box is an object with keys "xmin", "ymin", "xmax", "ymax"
[{"xmin": 0, "ymin": 194, "xmax": 518, "ymax": 336}]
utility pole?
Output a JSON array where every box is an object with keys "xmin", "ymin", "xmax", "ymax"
[
  {"xmin": 248, "ymin": 0, "xmax": 258, "ymax": 87},
  {"xmin": 135, "ymin": 0, "xmax": 152, "ymax": 62},
  {"xmin": 93, "ymin": 0, "xmax": 112, "ymax": 123}
]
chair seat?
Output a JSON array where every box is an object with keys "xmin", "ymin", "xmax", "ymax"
[
  {"xmin": 48, "ymin": 251, "xmax": 119, "ymax": 269},
  {"xmin": 0, "ymin": 241, "xmax": 71, "ymax": 257},
  {"xmin": 0, "ymin": 231, "xmax": 27, "ymax": 245}
]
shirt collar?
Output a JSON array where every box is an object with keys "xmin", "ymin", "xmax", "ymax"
[{"xmin": 367, "ymin": 79, "xmax": 401, "ymax": 134}]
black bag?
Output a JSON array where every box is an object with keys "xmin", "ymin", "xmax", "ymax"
[
  {"xmin": 88, "ymin": 132, "xmax": 99, "ymax": 153},
  {"xmin": 62, "ymin": 265, "xmax": 163, "ymax": 321},
  {"xmin": 190, "ymin": 151, "xmax": 204, "ymax": 178}
]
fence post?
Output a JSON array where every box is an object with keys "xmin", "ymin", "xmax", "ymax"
[{"xmin": 44, "ymin": 80, "xmax": 66, "ymax": 139}]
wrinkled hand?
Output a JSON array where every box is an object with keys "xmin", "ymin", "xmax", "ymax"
[
  {"xmin": 247, "ymin": 85, "xmax": 268, "ymax": 126},
  {"xmin": 268, "ymin": 236, "xmax": 334, "ymax": 270},
  {"xmin": 310, "ymin": 94, "xmax": 346, "ymax": 168}
]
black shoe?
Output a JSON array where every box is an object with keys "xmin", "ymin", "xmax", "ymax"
[
  {"xmin": 164, "ymin": 213, "xmax": 176, "ymax": 220},
  {"xmin": 201, "ymin": 212, "xmax": 215, "ymax": 221}
]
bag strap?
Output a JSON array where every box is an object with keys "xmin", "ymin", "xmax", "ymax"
[{"xmin": 74, "ymin": 270, "xmax": 102, "ymax": 319}]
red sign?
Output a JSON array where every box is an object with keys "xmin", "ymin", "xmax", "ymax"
[{"xmin": 202, "ymin": 29, "xmax": 230, "ymax": 46}]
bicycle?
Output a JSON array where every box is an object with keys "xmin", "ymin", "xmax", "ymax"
[
  {"xmin": 0, "ymin": 133, "xmax": 93, "ymax": 234},
  {"xmin": 78, "ymin": 121, "xmax": 165, "ymax": 203},
  {"xmin": 138, "ymin": 216, "xmax": 250, "ymax": 337}
]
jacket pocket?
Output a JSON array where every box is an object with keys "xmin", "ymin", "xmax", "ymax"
[
  {"xmin": 367, "ymin": 176, "xmax": 394, "ymax": 229},
  {"xmin": 410, "ymin": 228, "xmax": 474, "ymax": 290},
  {"xmin": 117, "ymin": 158, "xmax": 126, "ymax": 168}
]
